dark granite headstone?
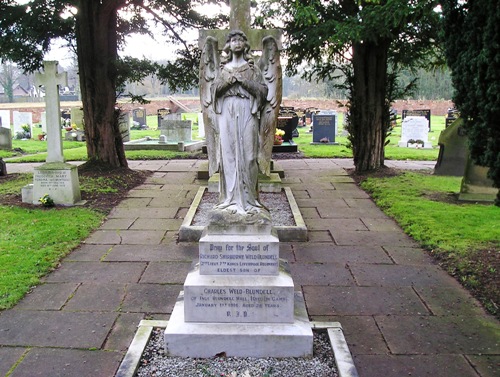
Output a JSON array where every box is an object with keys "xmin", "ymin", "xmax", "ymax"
[
  {"xmin": 157, "ymin": 108, "xmax": 171, "ymax": 128},
  {"xmin": 132, "ymin": 108, "xmax": 147, "ymax": 128},
  {"xmin": 402, "ymin": 109, "xmax": 431, "ymax": 131},
  {"xmin": 312, "ymin": 114, "xmax": 337, "ymax": 144},
  {"xmin": 445, "ymin": 108, "xmax": 460, "ymax": 128},
  {"xmin": 277, "ymin": 110, "xmax": 299, "ymax": 143},
  {"xmin": 434, "ymin": 118, "xmax": 467, "ymax": 176},
  {"xmin": 0, "ymin": 157, "xmax": 6, "ymax": 176}
]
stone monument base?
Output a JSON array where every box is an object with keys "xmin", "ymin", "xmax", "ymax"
[
  {"xmin": 164, "ymin": 291, "xmax": 313, "ymax": 358},
  {"xmin": 31, "ymin": 162, "xmax": 82, "ymax": 206}
]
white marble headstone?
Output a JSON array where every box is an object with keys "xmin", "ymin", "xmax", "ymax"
[
  {"xmin": 0, "ymin": 110, "xmax": 11, "ymax": 129},
  {"xmin": 13, "ymin": 111, "xmax": 33, "ymax": 136},
  {"xmin": 398, "ymin": 116, "xmax": 432, "ymax": 148}
]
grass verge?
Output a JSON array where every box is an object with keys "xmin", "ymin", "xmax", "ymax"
[{"xmin": 360, "ymin": 171, "xmax": 500, "ymax": 317}]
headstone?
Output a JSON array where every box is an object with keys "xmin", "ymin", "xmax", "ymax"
[
  {"xmin": 398, "ymin": 116, "xmax": 432, "ymax": 148},
  {"xmin": 445, "ymin": 107, "xmax": 459, "ymax": 128},
  {"xmin": 132, "ymin": 108, "xmax": 147, "ymax": 128},
  {"xmin": 0, "ymin": 110, "xmax": 11, "ymax": 129},
  {"xmin": 459, "ymin": 156, "xmax": 498, "ymax": 202},
  {"xmin": 40, "ymin": 112, "xmax": 47, "ymax": 133},
  {"xmin": 311, "ymin": 113, "xmax": 338, "ymax": 144},
  {"xmin": 434, "ymin": 118, "xmax": 467, "ymax": 176},
  {"xmin": 0, "ymin": 127, "xmax": 12, "ymax": 150},
  {"xmin": 118, "ymin": 111, "xmax": 130, "ymax": 142},
  {"xmin": 159, "ymin": 119, "xmax": 192, "ymax": 142},
  {"xmin": 157, "ymin": 108, "xmax": 171, "ymax": 128},
  {"xmin": 166, "ymin": 0, "xmax": 312, "ymax": 359},
  {"xmin": 13, "ymin": 111, "xmax": 33, "ymax": 138},
  {"xmin": 70, "ymin": 107, "xmax": 84, "ymax": 130},
  {"xmin": 277, "ymin": 107, "xmax": 299, "ymax": 142},
  {"xmin": 27, "ymin": 61, "xmax": 82, "ymax": 206},
  {"xmin": 61, "ymin": 108, "xmax": 71, "ymax": 128},
  {"xmin": 402, "ymin": 109, "xmax": 431, "ymax": 131}
]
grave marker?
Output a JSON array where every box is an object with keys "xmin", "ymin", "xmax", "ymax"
[
  {"xmin": 132, "ymin": 108, "xmax": 147, "ymax": 128},
  {"xmin": 27, "ymin": 61, "xmax": 82, "ymax": 206},
  {"xmin": 398, "ymin": 116, "xmax": 432, "ymax": 148},
  {"xmin": 434, "ymin": 118, "xmax": 467, "ymax": 176},
  {"xmin": 13, "ymin": 111, "xmax": 33, "ymax": 138},
  {"xmin": 311, "ymin": 113, "xmax": 338, "ymax": 144},
  {"xmin": 402, "ymin": 109, "xmax": 431, "ymax": 131},
  {"xmin": 0, "ymin": 127, "xmax": 12, "ymax": 150},
  {"xmin": 0, "ymin": 110, "xmax": 11, "ymax": 129}
]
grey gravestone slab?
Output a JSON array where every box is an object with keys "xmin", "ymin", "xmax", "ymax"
[
  {"xmin": 413, "ymin": 286, "xmax": 486, "ymax": 316},
  {"xmin": 398, "ymin": 116, "xmax": 432, "ymax": 148},
  {"xmin": 376, "ymin": 315, "xmax": 500, "ymax": 354},
  {"xmin": 354, "ymin": 354, "xmax": 479, "ymax": 377},
  {"xmin": 382, "ymin": 246, "xmax": 435, "ymax": 265},
  {"xmin": 314, "ymin": 315, "xmax": 388, "ymax": 355},
  {"xmin": 312, "ymin": 113, "xmax": 338, "ymax": 144},
  {"xmin": 330, "ymin": 229, "xmax": 418, "ymax": 247},
  {"xmin": 70, "ymin": 107, "xmax": 84, "ymax": 129},
  {"xmin": 104, "ymin": 312, "xmax": 145, "ymax": 351},
  {"xmin": 0, "ymin": 127, "xmax": 12, "ymax": 150},
  {"xmin": 349, "ymin": 264, "xmax": 457, "ymax": 287},
  {"xmin": 121, "ymin": 283, "xmax": 180, "ymax": 313},
  {"xmin": 132, "ymin": 107, "xmax": 147, "ymax": 127},
  {"xmin": 0, "ymin": 347, "xmax": 26, "ymax": 377},
  {"xmin": 0, "ymin": 109, "xmax": 11, "ymax": 128},
  {"xmin": 294, "ymin": 244, "xmax": 392, "ymax": 264},
  {"xmin": 32, "ymin": 163, "xmax": 82, "ymax": 205},
  {"xmin": 104, "ymin": 244, "xmax": 198, "ymax": 262},
  {"xmin": 0, "ymin": 311, "xmax": 117, "ymax": 348},
  {"xmin": 12, "ymin": 111, "xmax": 33, "ymax": 136},
  {"xmin": 43, "ymin": 261, "xmax": 147, "ymax": 283},
  {"xmin": 159, "ymin": 119, "xmax": 192, "ymax": 142},
  {"xmin": 466, "ymin": 355, "xmax": 500, "ymax": 377},
  {"xmin": 10, "ymin": 348, "xmax": 123, "ymax": 377},
  {"xmin": 459, "ymin": 155, "xmax": 498, "ymax": 202},
  {"xmin": 289, "ymin": 263, "xmax": 355, "ymax": 286},
  {"xmin": 14, "ymin": 282, "xmax": 79, "ymax": 310},
  {"xmin": 434, "ymin": 118, "xmax": 467, "ymax": 176},
  {"xmin": 402, "ymin": 108, "xmax": 431, "ymax": 130},
  {"xmin": 139, "ymin": 261, "xmax": 192, "ymax": 284},
  {"xmin": 64, "ymin": 283, "xmax": 126, "ymax": 311},
  {"xmin": 302, "ymin": 286, "xmax": 428, "ymax": 316},
  {"xmin": 157, "ymin": 107, "xmax": 171, "ymax": 128}
]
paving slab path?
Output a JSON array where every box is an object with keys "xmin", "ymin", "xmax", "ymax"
[{"xmin": 1, "ymin": 159, "xmax": 498, "ymax": 377}]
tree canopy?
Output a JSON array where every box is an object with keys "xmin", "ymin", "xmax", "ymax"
[
  {"xmin": 442, "ymin": 0, "xmax": 500, "ymax": 204},
  {"xmin": 0, "ymin": 0, "xmax": 225, "ymax": 168},
  {"xmin": 259, "ymin": 0, "xmax": 442, "ymax": 172}
]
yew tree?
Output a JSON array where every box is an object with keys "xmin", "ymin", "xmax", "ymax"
[
  {"xmin": 0, "ymin": 0, "xmax": 224, "ymax": 169},
  {"xmin": 260, "ymin": 0, "xmax": 442, "ymax": 172},
  {"xmin": 442, "ymin": 0, "xmax": 500, "ymax": 205}
]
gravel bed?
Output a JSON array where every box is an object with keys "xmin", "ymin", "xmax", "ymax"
[
  {"xmin": 136, "ymin": 328, "xmax": 338, "ymax": 377},
  {"xmin": 192, "ymin": 191, "xmax": 295, "ymax": 227}
]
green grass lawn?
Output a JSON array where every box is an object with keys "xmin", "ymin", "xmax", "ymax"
[{"xmin": 361, "ymin": 172, "xmax": 500, "ymax": 316}]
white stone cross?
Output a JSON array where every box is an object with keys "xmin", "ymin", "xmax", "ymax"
[
  {"xmin": 199, "ymin": 0, "xmax": 282, "ymax": 50},
  {"xmin": 35, "ymin": 61, "xmax": 67, "ymax": 163}
]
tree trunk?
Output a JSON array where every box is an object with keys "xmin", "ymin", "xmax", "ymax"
[
  {"xmin": 75, "ymin": 0, "xmax": 128, "ymax": 169},
  {"xmin": 350, "ymin": 40, "xmax": 390, "ymax": 172}
]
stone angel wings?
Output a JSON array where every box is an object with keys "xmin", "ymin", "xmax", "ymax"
[{"xmin": 199, "ymin": 33, "xmax": 282, "ymax": 177}]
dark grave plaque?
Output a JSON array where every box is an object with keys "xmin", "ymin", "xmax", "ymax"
[
  {"xmin": 132, "ymin": 108, "xmax": 147, "ymax": 127},
  {"xmin": 312, "ymin": 114, "xmax": 337, "ymax": 144},
  {"xmin": 402, "ymin": 109, "xmax": 431, "ymax": 131},
  {"xmin": 157, "ymin": 108, "xmax": 171, "ymax": 128}
]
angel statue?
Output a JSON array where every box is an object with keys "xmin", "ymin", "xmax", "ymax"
[{"xmin": 200, "ymin": 30, "xmax": 282, "ymax": 224}]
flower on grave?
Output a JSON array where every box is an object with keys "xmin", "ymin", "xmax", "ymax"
[
  {"xmin": 38, "ymin": 194, "xmax": 55, "ymax": 207},
  {"xmin": 274, "ymin": 128, "xmax": 285, "ymax": 144}
]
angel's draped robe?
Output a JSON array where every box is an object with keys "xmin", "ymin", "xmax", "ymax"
[{"xmin": 213, "ymin": 62, "xmax": 268, "ymax": 214}]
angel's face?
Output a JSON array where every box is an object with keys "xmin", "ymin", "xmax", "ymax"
[{"xmin": 230, "ymin": 36, "xmax": 245, "ymax": 53}]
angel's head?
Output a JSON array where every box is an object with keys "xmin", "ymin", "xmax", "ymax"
[{"xmin": 222, "ymin": 30, "xmax": 253, "ymax": 64}]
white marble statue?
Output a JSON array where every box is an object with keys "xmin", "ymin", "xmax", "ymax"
[{"xmin": 200, "ymin": 30, "xmax": 282, "ymax": 223}]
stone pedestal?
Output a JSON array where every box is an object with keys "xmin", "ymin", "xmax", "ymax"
[
  {"xmin": 31, "ymin": 162, "xmax": 82, "ymax": 206},
  {"xmin": 165, "ymin": 226, "xmax": 313, "ymax": 358}
]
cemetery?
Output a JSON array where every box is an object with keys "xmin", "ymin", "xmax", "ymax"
[{"xmin": 0, "ymin": 1, "xmax": 499, "ymax": 376}]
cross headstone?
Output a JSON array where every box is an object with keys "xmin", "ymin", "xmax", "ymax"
[
  {"xmin": 35, "ymin": 61, "xmax": 67, "ymax": 163},
  {"xmin": 199, "ymin": 0, "xmax": 282, "ymax": 51}
]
